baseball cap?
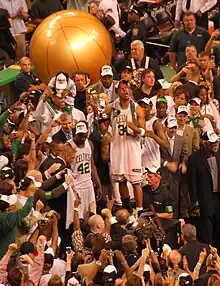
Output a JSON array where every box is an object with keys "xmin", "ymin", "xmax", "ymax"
[
  {"xmin": 67, "ymin": 277, "xmax": 81, "ymax": 286},
  {"xmin": 189, "ymin": 97, "xmax": 201, "ymax": 105},
  {"xmin": 75, "ymin": 121, "xmax": 88, "ymax": 135},
  {"xmin": 146, "ymin": 166, "xmax": 161, "ymax": 175},
  {"xmin": 138, "ymin": 98, "xmax": 153, "ymax": 106},
  {"xmin": 1, "ymin": 167, "xmax": 14, "ymax": 180},
  {"xmin": 121, "ymin": 65, "xmax": 132, "ymax": 73},
  {"xmin": 56, "ymin": 73, "xmax": 68, "ymax": 90},
  {"xmin": 100, "ymin": 65, "xmax": 113, "ymax": 77},
  {"xmin": 18, "ymin": 177, "xmax": 35, "ymax": 191},
  {"xmin": 27, "ymin": 176, "xmax": 42, "ymax": 188},
  {"xmin": 202, "ymin": 130, "xmax": 219, "ymax": 143},
  {"xmin": 0, "ymin": 155, "xmax": 9, "ymax": 171},
  {"xmin": 129, "ymin": 4, "xmax": 140, "ymax": 15},
  {"xmin": 103, "ymin": 265, "xmax": 118, "ymax": 283},
  {"xmin": 177, "ymin": 105, "xmax": 189, "ymax": 115},
  {"xmin": 157, "ymin": 97, "xmax": 167, "ymax": 104},
  {"xmin": 0, "ymin": 194, "xmax": 17, "ymax": 206},
  {"xmin": 166, "ymin": 117, "xmax": 178, "ymax": 128},
  {"xmin": 158, "ymin": 79, "xmax": 172, "ymax": 90},
  {"xmin": 178, "ymin": 273, "xmax": 193, "ymax": 285}
]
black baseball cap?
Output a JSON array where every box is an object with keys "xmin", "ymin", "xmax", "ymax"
[{"xmin": 18, "ymin": 177, "xmax": 35, "ymax": 191}]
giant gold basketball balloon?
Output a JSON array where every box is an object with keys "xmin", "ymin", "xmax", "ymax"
[{"xmin": 30, "ymin": 10, "xmax": 112, "ymax": 84}]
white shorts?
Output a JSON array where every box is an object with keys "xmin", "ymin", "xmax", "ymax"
[
  {"xmin": 76, "ymin": 184, "xmax": 96, "ymax": 220},
  {"xmin": 111, "ymin": 174, "xmax": 142, "ymax": 185}
]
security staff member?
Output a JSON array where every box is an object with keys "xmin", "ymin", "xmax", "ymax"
[
  {"xmin": 169, "ymin": 12, "xmax": 210, "ymax": 70},
  {"xmin": 143, "ymin": 167, "xmax": 174, "ymax": 219},
  {"xmin": 122, "ymin": 5, "xmax": 147, "ymax": 56}
]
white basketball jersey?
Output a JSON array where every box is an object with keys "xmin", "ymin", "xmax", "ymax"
[
  {"xmin": 110, "ymin": 99, "xmax": 142, "ymax": 176},
  {"xmin": 141, "ymin": 117, "xmax": 161, "ymax": 170},
  {"xmin": 69, "ymin": 139, "xmax": 92, "ymax": 188}
]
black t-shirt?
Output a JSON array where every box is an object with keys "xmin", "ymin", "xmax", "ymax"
[
  {"xmin": 30, "ymin": 0, "xmax": 63, "ymax": 20},
  {"xmin": 74, "ymin": 90, "xmax": 86, "ymax": 113},
  {"xmin": 133, "ymin": 86, "xmax": 157, "ymax": 101}
]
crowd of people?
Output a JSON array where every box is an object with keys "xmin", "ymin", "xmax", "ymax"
[{"xmin": 0, "ymin": 0, "xmax": 220, "ymax": 285}]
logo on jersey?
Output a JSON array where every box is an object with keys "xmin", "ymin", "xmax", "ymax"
[
  {"xmin": 132, "ymin": 168, "xmax": 142, "ymax": 173},
  {"xmin": 76, "ymin": 153, "xmax": 91, "ymax": 164}
]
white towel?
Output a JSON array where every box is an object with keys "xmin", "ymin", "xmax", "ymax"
[{"xmin": 65, "ymin": 169, "xmax": 77, "ymax": 229}]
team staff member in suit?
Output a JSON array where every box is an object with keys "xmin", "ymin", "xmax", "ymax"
[
  {"xmin": 176, "ymin": 106, "xmax": 200, "ymax": 156},
  {"xmin": 52, "ymin": 113, "xmax": 75, "ymax": 143},
  {"xmin": 89, "ymin": 65, "xmax": 118, "ymax": 102},
  {"xmin": 161, "ymin": 117, "xmax": 188, "ymax": 218},
  {"xmin": 176, "ymin": 106, "xmax": 200, "ymax": 218},
  {"xmin": 188, "ymin": 130, "xmax": 220, "ymax": 249}
]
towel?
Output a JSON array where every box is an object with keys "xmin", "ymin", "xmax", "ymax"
[{"xmin": 65, "ymin": 169, "xmax": 77, "ymax": 229}]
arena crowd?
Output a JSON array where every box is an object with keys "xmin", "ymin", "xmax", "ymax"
[{"xmin": 0, "ymin": 0, "xmax": 220, "ymax": 285}]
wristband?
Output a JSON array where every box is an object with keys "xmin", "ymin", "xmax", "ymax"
[
  {"xmin": 139, "ymin": 128, "xmax": 145, "ymax": 137},
  {"xmin": 7, "ymin": 109, "xmax": 13, "ymax": 114},
  {"xmin": 197, "ymin": 262, "xmax": 202, "ymax": 266},
  {"xmin": 163, "ymin": 161, "xmax": 168, "ymax": 167},
  {"xmin": 74, "ymin": 208, "xmax": 79, "ymax": 212},
  {"xmin": 31, "ymin": 147, "xmax": 36, "ymax": 150},
  {"xmin": 194, "ymin": 268, "xmax": 200, "ymax": 272},
  {"xmin": 120, "ymin": 261, "xmax": 127, "ymax": 265}
]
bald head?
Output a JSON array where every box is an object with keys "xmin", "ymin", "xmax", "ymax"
[
  {"xmin": 88, "ymin": 215, "xmax": 105, "ymax": 234},
  {"xmin": 26, "ymin": 170, "xmax": 42, "ymax": 183},
  {"xmin": 168, "ymin": 250, "xmax": 182, "ymax": 265},
  {"xmin": 116, "ymin": 209, "xmax": 130, "ymax": 226},
  {"xmin": 19, "ymin": 57, "xmax": 32, "ymax": 73}
]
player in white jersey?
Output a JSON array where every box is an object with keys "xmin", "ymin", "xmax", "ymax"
[
  {"xmin": 68, "ymin": 121, "xmax": 102, "ymax": 219},
  {"xmin": 137, "ymin": 98, "xmax": 169, "ymax": 175},
  {"xmin": 99, "ymin": 80, "xmax": 145, "ymax": 213}
]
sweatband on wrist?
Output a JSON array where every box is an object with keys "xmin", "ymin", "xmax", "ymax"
[{"xmin": 139, "ymin": 128, "xmax": 145, "ymax": 137}]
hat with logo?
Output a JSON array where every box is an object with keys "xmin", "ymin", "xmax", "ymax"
[
  {"xmin": 202, "ymin": 130, "xmax": 219, "ymax": 143},
  {"xmin": 158, "ymin": 79, "xmax": 172, "ymax": 90},
  {"xmin": 0, "ymin": 194, "xmax": 17, "ymax": 206},
  {"xmin": 189, "ymin": 97, "xmax": 201, "ymax": 105},
  {"xmin": 138, "ymin": 98, "xmax": 153, "ymax": 106},
  {"xmin": 27, "ymin": 176, "xmax": 42, "ymax": 188},
  {"xmin": 177, "ymin": 105, "xmax": 189, "ymax": 115},
  {"xmin": 75, "ymin": 121, "xmax": 88, "ymax": 135},
  {"xmin": 18, "ymin": 177, "xmax": 35, "ymax": 191},
  {"xmin": 166, "ymin": 117, "xmax": 178, "ymax": 128},
  {"xmin": 100, "ymin": 65, "xmax": 113, "ymax": 77},
  {"xmin": 1, "ymin": 167, "xmax": 14, "ymax": 180},
  {"xmin": 56, "ymin": 73, "xmax": 68, "ymax": 90},
  {"xmin": 146, "ymin": 166, "xmax": 161, "ymax": 175},
  {"xmin": 103, "ymin": 265, "xmax": 118, "ymax": 283}
]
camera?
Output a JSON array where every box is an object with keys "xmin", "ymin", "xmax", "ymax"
[{"xmin": 66, "ymin": 246, "xmax": 72, "ymax": 254}]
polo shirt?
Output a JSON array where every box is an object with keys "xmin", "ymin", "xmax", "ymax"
[
  {"xmin": 143, "ymin": 184, "xmax": 174, "ymax": 214},
  {"xmin": 169, "ymin": 26, "xmax": 210, "ymax": 67},
  {"xmin": 15, "ymin": 70, "xmax": 41, "ymax": 93}
]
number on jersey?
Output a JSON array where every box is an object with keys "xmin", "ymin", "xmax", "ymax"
[
  {"xmin": 118, "ymin": 124, "xmax": 127, "ymax": 136},
  {"xmin": 77, "ymin": 162, "xmax": 90, "ymax": 174}
]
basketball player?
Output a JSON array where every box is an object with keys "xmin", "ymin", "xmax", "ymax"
[
  {"xmin": 99, "ymin": 80, "xmax": 145, "ymax": 213},
  {"xmin": 137, "ymin": 98, "xmax": 169, "ymax": 177},
  {"xmin": 68, "ymin": 121, "xmax": 102, "ymax": 219}
]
